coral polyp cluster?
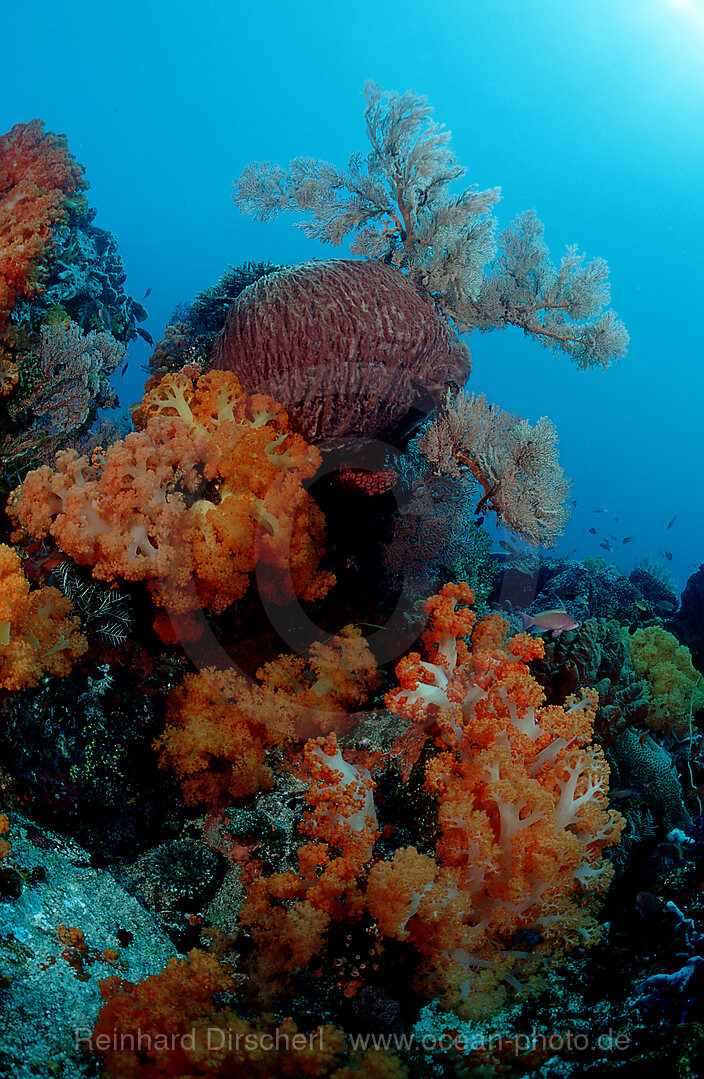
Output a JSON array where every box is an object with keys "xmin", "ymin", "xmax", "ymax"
[
  {"xmin": 155, "ymin": 626, "xmax": 380, "ymax": 809},
  {"xmin": 381, "ymin": 583, "xmax": 624, "ymax": 1018},
  {"xmin": 0, "ymin": 541, "xmax": 87, "ymax": 690},
  {"xmin": 8, "ymin": 367, "xmax": 335, "ymax": 639},
  {"xmin": 0, "ymin": 91, "xmax": 702, "ymax": 1079},
  {"xmin": 0, "ymin": 119, "xmax": 86, "ymax": 338}
]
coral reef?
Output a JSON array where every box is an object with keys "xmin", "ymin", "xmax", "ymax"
[
  {"xmin": 185, "ymin": 584, "xmax": 626, "ymax": 1035},
  {"xmin": 629, "ymin": 560, "xmax": 679, "ymax": 614},
  {"xmin": 1, "ymin": 86, "xmax": 702, "ymax": 1079},
  {"xmin": 0, "ymin": 119, "xmax": 86, "ymax": 337},
  {"xmin": 0, "ymin": 119, "xmax": 143, "ymax": 494}
]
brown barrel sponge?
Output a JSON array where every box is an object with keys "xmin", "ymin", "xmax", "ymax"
[{"xmin": 209, "ymin": 259, "xmax": 471, "ymax": 445}]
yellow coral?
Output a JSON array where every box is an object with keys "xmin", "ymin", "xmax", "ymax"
[{"xmin": 627, "ymin": 626, "xmax": 704, "ymax": 735}]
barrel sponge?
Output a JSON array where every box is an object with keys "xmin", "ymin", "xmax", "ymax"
[{"xmin": 209, "ymin": 258, "xmax": 472, "ymax": 445}]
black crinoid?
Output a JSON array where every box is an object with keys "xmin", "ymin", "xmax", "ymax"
[
  {"xmin": 53, "ymin": 560, "xmax": 134, "ymax": 647},
  {"xmin": 177, "ymin": 260, "xmax": 284, "ymax": 336}
]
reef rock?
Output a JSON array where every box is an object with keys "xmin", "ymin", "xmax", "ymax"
[
  {"xmin": 530, "ymin": 617, "xmax": 649, "ymax": 745},
  {"xmin": 0, "ymin": 813, "xmax": 176, "ymax": 1079},
  {"xmin": 671, "ymin": 563, "xmax": 704, "ymax": 671},
  {"xmin": 532, "ymin": 559, "xmax": 648, "ymax": 625}
]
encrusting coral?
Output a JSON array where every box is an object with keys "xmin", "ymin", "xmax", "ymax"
[{"xmin": 0, "ymin": 542, "xmax": 87, "ymax": 690}]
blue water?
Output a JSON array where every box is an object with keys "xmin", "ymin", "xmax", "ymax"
[{"xmin": 3, "ymin": 0, "xmax": 702, "ymax": 590}]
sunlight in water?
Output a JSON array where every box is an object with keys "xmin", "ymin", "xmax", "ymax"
[{"xmin": 667, "ymin": 0, "xmax": 704, "ymax": 20}]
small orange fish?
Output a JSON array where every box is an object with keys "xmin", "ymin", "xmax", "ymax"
[{"xmin": 520, "ymin": 609, "xmax": 579, "ymax": 638}]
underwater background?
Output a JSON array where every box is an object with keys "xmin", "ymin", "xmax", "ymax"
[
  {"xmin": 4, "ymin": 0, "xmax": 704, "ymax": 589},
  {"xmin": 1, "ymin": 1, "xmax": 703, "ymax": 1077}
]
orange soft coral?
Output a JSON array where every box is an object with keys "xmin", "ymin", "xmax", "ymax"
[
  {"xmin": 9, "ymin": 418, "xmax": 202, "ymax": 581},
  {"xmin": 9, "ymin": 369, "xmax": 335, "ymax": 630},
  {"xmin": 171, "ymin": 370, "xmax": 334, "ymax": 608},
  {"xmin": 0, "ymin": 542, "xmax": 87, "ymax": 690},
  {"xmin": 299, "ymin": 734, "xmax": 379, "ymax": 869},
  {"xmin": 0, "ymin": 119, "xmax": 86, "ymax": 333},
  {"xmin": 381, "ymin": 582, "xmax": 624, "ymax": 1019},
  {"xmin": 90, "ymin": 947, "xmax": 405, "ymax": 1078},
  {"xmin": 238, "ymin": 734, "xmax": 377, "ymax": 1000},
  {"xmin": 0, "ymin": 355, "xmax": 18, "ymax": 395},
  {"xmin": 156, "ymin": 628, "xmax": 379, "ymax": 809},
  {"xmin": 238, "ymin": 874, "xmax": 332, "ymax": 994},
  {"xmin": 256, "ymin": 626, "xmax": 381, "ymax": 740},
  {"xmin": 153, "ymin": 666, "xmax": 286, "ymax": 810},
  {"xmin": 384, "ymin": 581, "xmax": 476, "ymax": 724}
]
